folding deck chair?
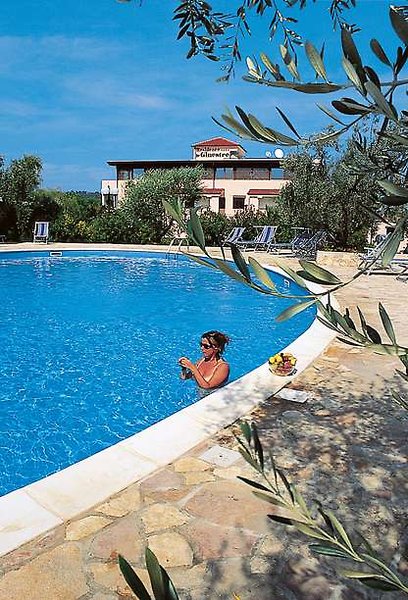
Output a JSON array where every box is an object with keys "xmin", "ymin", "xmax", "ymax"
[
  {"xmin": 269, "ymin": 228, "xmax": 313, "ymax": 254},
  {"xmin": 222, "ymin": 227, "xmax": 246, "ymax": 246},
  {"xmin": 33, "ymin": 221, "xmax": 49, "ymax": 243},
  {"xmin": 359, "ymin": 234, "xmax": 408, "ymax": 278},
  {"xmin": 235, "ymin": 225, "xmax": 278, "ymax": 252},
  {"xmin": 293, "ymin": 229, "xmax": 329, "ymax": 260}
]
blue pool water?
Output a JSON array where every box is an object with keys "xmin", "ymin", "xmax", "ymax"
[{"xmin": 0, "ymin": 251, "xmax": 315, "ymax": 495}]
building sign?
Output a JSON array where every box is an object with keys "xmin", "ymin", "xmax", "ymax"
[{"xmin": 194, "ymin": 146, "xmax": 239, "ymax": 160}]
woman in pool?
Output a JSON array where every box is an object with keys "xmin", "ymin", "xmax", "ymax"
[{"xmin": 179, "ymin": 331, "xmax": 230, "ymax": 390}]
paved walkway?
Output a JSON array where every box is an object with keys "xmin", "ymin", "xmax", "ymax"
[{"xmin": 0, "ymin": 255, "xmax": 407, "ymax": 600}]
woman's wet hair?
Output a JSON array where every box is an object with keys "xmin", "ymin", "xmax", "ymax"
[{"xmin": 202, "ymin": 331, "xmax": 230, "ymax": 355}]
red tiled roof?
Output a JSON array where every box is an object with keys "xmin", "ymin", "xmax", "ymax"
[
  {"xmin": 248, "ymin": 188, "xmax": 280, "ymax": 195},
  {"xmin": 202, "ymin": 188, "xmax": 225, "ymax": 195},
  {"xmin": 193, "ymin": 137, "xmax": 245, "ymax": 149}
]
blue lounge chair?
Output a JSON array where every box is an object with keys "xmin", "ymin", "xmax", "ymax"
[
  {"xmin": 269, "ymin": 228, "xmax": 313, "ymax": 253},
  {"xmin": 235, "ymin": 225, "xmax": 278, "ymax": 252},
  {"xmin": 293, "ymin": 229, "xmax": 329, "ymax": 260},
  {"xmin": 222, "ymin": 226, "xmax": 246, "ymax": 246},
  {"xmin": 33, "ymin": 221, "xmax": 49, "ymax": 244}
]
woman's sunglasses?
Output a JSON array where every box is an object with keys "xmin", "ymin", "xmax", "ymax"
[{"xmin": 200, "ymin": 342, "xmax": 214, "ymax": 350}]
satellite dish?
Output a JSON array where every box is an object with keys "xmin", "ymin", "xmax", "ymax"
[
  {"xmin": 274, "ymin": 148, "xmax": 284, "ymax": 159},
  {"xmin": 265, "ymin": 151, "xmax": 272, "ymax": 157}
]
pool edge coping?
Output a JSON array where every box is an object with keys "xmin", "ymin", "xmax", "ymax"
[{"xmin": 0, "ymin": 246, "xmax": 338, "ymax": 558}]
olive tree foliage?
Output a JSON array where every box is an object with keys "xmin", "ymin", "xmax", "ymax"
[
  {"xmin": 279, "ymin": 139, "xmax": 380, "ymax": 249},
  {"xmin": 120, "ymin": 166, "xmax": 204, "ymax": 244},
  {"xmin": 0, "ymin": 154, "xmax": 43, "ymax": 239}
]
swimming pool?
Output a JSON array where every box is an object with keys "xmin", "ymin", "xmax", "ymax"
[{"xmin": 0, "ymin": 250, "xmax": 316, "ymax": 496}]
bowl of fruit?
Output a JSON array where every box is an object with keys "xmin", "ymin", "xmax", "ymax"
[{"xmin": 268, "ymin": 352, "xmax": 297, "ymax": 376}]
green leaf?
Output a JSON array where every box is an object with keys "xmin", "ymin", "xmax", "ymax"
[
  {"xmin": 378, "ymin": 180, "xmax": 408, "ymax": 197},
  {"xmin": 277, "ymin": 468, "xmax": 295, "ymax": 502},
  {"xmin": 295, "ymin": 523, "xmax": 328, "ymax": 541},
  {"xmin": 269, "ymin": 257, "xmax": 310, "ymax": 289},
  {"xmin": 162, "ymin": 200, "xmax": 185, "ymax": 230},
  {"xmin": 380, "ymin": 195, "xmax": 408, "ymax": 206},
  {"xmin": 246, "ymin": 112, "xmax": 299, "ymax": 145},
  {"xmin": 310, "ymin": 544, "xmax": 351, "ymax": 559},
  {"xmin": 370, "ymin": 39, "xmax": 392, "ymax": 66},
  {"xmin": 366, "ymin": 324, "xmax": 382, "ymax": 344},
  {"xmin": 342, "ymin": 57, "xmax": 365, "ymax": 94},
  {"xmin": 160, "ymin": 567, "xmax": 179, "ymax": 600},
  {"xmin": 370, "ymin": 343, "xmax": 408, "ymax": 357},
  {"xmin": 259, "ymin": 80, "xmax": 342, "ymax": 93},
  {"xmin": 323, "ymin": 510, "xmax": 355, "ymax": 552},
  {"xmin": 275, "ymin": 107, "xmax": 301, "ymax": 139},
  {"xmin": 237, "ymin": 476, "xmax": 273, "ymax": 493},
  {"xmin": 332, "ymin": 99, "xmax": 370, "ymax": 116},
  {"xmin": 381, "ymin": 217, "xmax": 406, "ymax": 266},
  {"xmin": 230, "ymin": 244, "xmax": 251, "ymax": 282},
  {"xmin": 267, "ymin": 514, "xmax": 293, "ymax": 525},
  {"xmin": 252, "ymin": 490, "xmax": 288, "ymax": 508},
  {"xmin": 276, "ymin": 299, "xmax": 317, "ymax": 323},
  {"xmin": 341, "ymin": 28, "xmax": 364, "ymax": 73},
  {"xmin": 279, "ymin": 44, "xmax": 300, "ymax": 80},
  {"xmin": 239, "ymin": 421, "xmax": 252, "ymax": 444},
  {"xmin": 317, "ymin": 103, "xmax": 346, "ymax": 125},
  {"xmin": 119, "ymin": 555, "xmax": 152, "ymax": 600},
  {"xmin": 184, "ymin": 253, "xmax": 218, "ymax": 270},
  {"xmin": 212, "ymin": 257, "xmax": 249, "ymax": 285},
  {"xmin": 145, "ymin": 548, "xmax": 165, "ymax": 600},
  {"xmin": 248, "ymin": 257, "xmax": 276, "ymax": 290},
  {"xmin": 305, "ymin": 41, "xmax": 328, "ymax": 81},
  {"xmin": 238, "ymin": 447, "xmax": 262, "ymax": 472},
  {"xmin": 390, "ymin": 6, "xmax": 408, "ymax": 45},
  {"xmin": 356, "ymin": 306, "xmax": 368, "ymax": 336},
  {"xmin": 298, "ymin": 261, "xmax": 341, "ymax": 285},
  {"xmin": 251, "ymin": 423, "xmax": 264, "ymax": 470},
  {"xmin": 378, "ymin": 302, "xmax": 397, "ymax": 345},
  {"xmin": 365, "ymin": 80, "xmax": 397, "ymax": 120},
  {"xmin": 187, "ymin": 208, "xmax": 206, "ymax": 250},
  {"xmin": 260, "ymin": 52, "xmax": 284, "ymax": 80},
  {"xmin": 391, "ymin": 390, "xmax": 408, "ymax": 410}
]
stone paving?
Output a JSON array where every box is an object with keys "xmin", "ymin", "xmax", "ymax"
[{"xmin": 0, "ymin": 255, "xmax": 407, "ymax": 599}]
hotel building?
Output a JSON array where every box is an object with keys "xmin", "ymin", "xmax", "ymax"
[{"xmin": 101, "ymin": 137, "xmax": 289, "ymax": 216}]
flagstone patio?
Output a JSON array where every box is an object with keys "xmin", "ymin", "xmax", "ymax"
[{"xmin": 0, "ymin": 252, "xmax": 407, "ymax": 600}]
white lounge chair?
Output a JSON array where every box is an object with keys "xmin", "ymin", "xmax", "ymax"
[
  {"xmin": 235, "ymin": 225, "xmax": 278, "ymax": 252},
  {"xmin": 33, "ymin": 221, "xmax": 49, "ymax": 243}
]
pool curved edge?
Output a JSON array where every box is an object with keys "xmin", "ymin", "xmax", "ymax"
[{"xmin": 0, "ymin": 246, "xmax": 339, "ymax": 558}]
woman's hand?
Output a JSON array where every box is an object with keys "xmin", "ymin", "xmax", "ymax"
[{"xmin": 178, "ymin": 357, "xmax": 195, "ymax": 371}]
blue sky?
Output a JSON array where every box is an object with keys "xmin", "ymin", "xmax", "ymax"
[{"xmin": 0, "ymin": 0, "xmax": 397, "ymax": 190}]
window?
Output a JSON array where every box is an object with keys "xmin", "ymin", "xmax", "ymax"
[
  {"xmin": 117, "ymin": 168, "xmax": 132, "ymax": 180},
  {"xmin": 219, "ymin": 196, "xmax": 225, "ymax": 211},
  {"xmin": 215, "ymin": 167, "xmax": 234, "ymax": 180},
  {"xmin": 272, "ymin": 168, "xmax": 285, "ymax": 179},
  {"xmin": 259, "ymin": 197, "xmax": 277, "ymax": 211},
  {"xmin": 233, "ymin": 196, "xmax": 245, "ymax": 210},
  {"xmin": 234, "ymin": 167, "xmax": 270, "ymax": 180},
  {"xmin": 133, "ymin": 168, "xmax": 144, "ymax": 178},
  {"xmin": 202, "ymin": 166, "xmax": 214, "ymax": 179}
]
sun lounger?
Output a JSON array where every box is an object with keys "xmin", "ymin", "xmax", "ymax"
[
  {"xmin": 293, "ymin": 229, "xmax": 329, "ymax": 260},
  {"xmin": 222, "ymin": 227, "xmax": 246, "ymax": 246},
  {"xmin": 33, "ymin": 221, "xmax": 49, "ymax": 243},
  {"xmin": 235, "ymin": 225, "xmax": 278, "ymax": 252},
  {"xmin": 269, "ymin": 228, "xmax": 313, "ymax": 253}
]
